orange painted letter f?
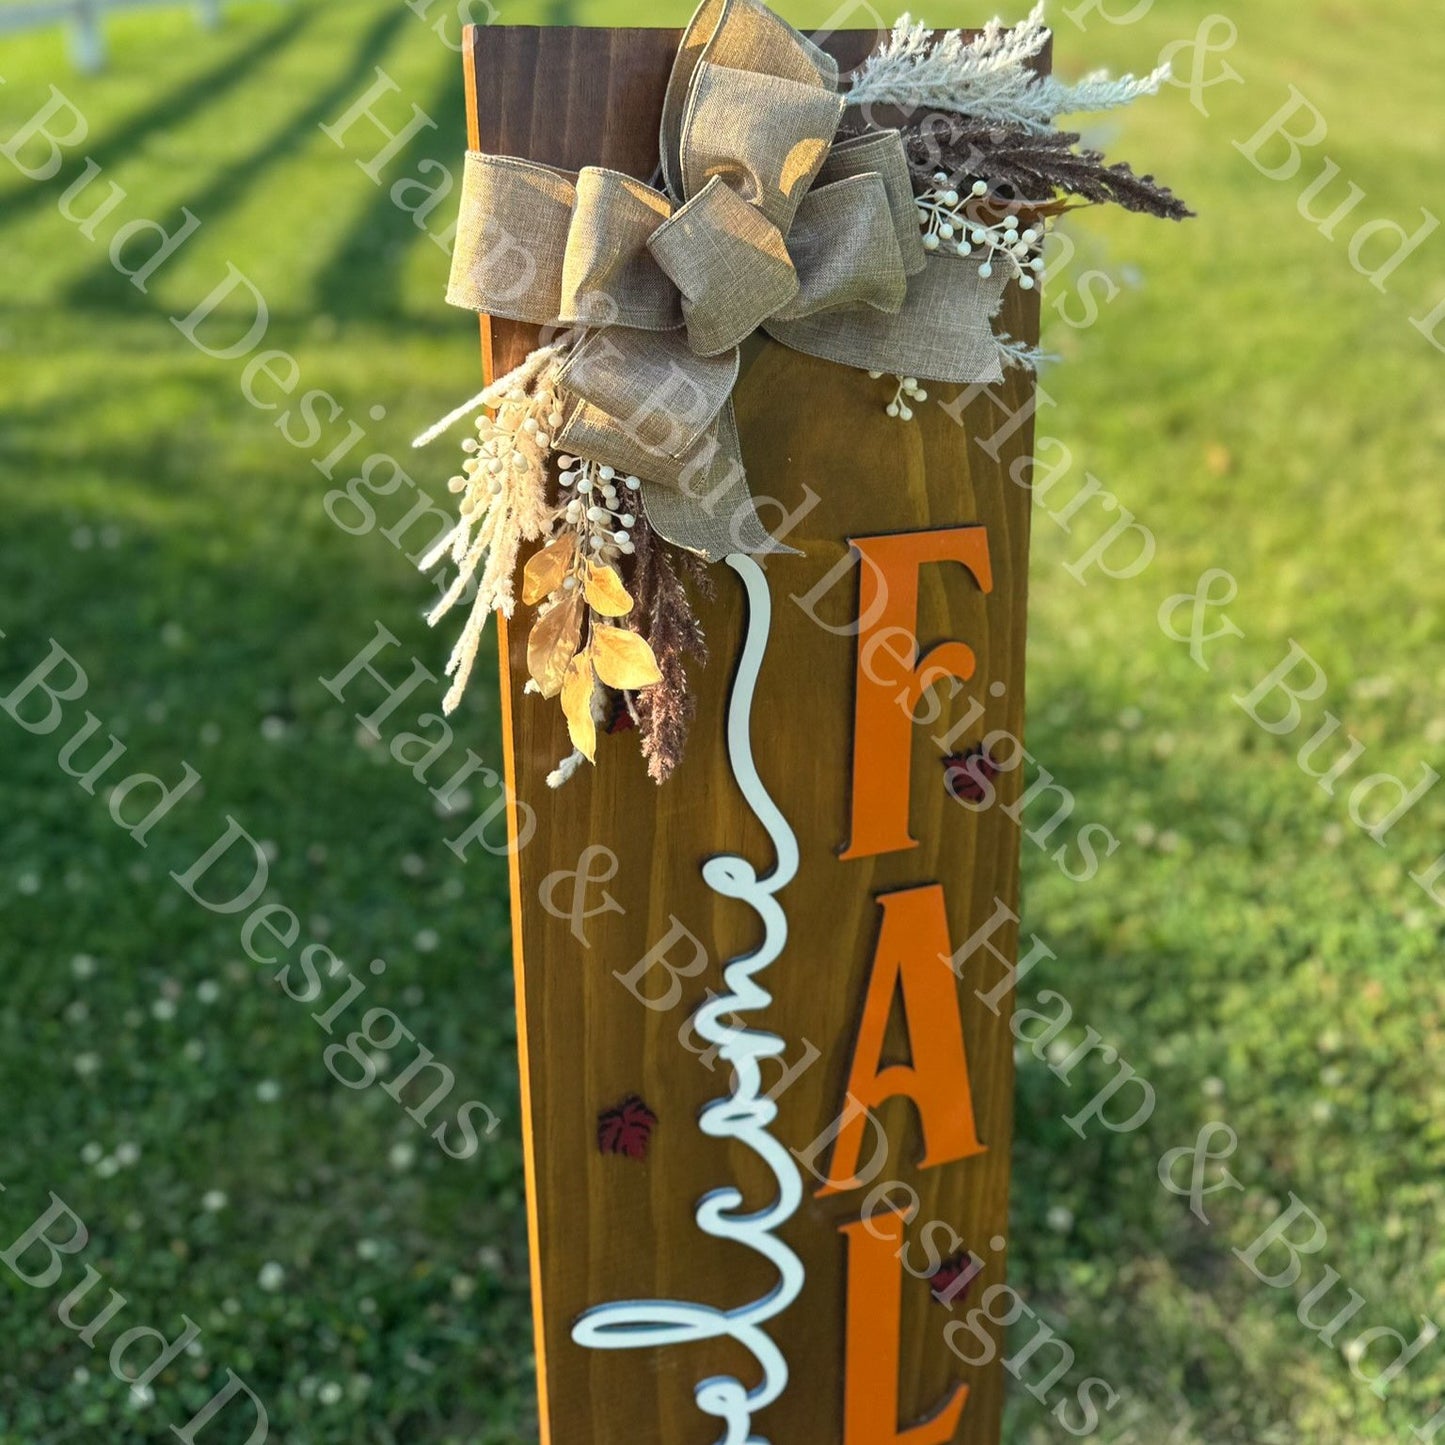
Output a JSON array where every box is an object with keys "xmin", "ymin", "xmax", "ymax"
[{"xmin": 842, "ymin": 527, "xmax": 993, "ymax": 861}]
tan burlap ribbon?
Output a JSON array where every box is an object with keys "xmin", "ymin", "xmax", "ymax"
[{"xmin": 446, "ymin": 0, "xmax": 1007, "ymax": 558}]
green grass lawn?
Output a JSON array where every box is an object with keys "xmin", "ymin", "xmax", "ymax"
[{"xmin": 0, "ymin": 0, "xmax": 1442, "ymax": 1441}]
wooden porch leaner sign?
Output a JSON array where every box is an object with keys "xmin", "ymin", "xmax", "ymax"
[
  {"xmin": 470, "ymin": 21, "xmax": 1033, "ymax": 1445},
  {"xmin": 425, "ymin": 4, "xmax": 1188, "ymax": 1441}
]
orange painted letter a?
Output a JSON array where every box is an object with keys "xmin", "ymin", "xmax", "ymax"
[{"xmin": 819, "ymin": 885, "xmax": 984, "ymax": 1196}]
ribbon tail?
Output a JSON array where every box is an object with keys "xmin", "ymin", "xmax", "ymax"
[
  {"xmin": 765, "ymin": 257, "xmax": 1009, "ymax": 385},
  {"xmin": 642, "ymin": 405, "xmax": 798, "ymax": 562}
]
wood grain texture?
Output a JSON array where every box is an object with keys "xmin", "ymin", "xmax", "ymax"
[{"xmin": 464, "ymin": 22, "xmax": 1044, "ymax": 1444}]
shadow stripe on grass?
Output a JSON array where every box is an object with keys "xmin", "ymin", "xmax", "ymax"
[
  {"xmin": 0, "ymin": 4, "xmax": 312, "ymax": 230},
  {"xmin": 61, "ymin": 3, "xmax": 418, "ymax": 312}
]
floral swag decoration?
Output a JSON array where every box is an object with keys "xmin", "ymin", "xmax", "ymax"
[{"xmin": 415, "ymin": 0, "xmax": 1190, "ymax": 784}]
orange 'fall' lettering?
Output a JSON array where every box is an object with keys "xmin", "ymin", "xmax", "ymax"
[
  {"xmin": 819, "ymin": 885, "xmax": 985, "ymax": 1196},
  {"xmin": 842, "ymin": 526, "xmax": 993, "ymax": 861},
  {"xmin": 841, "ymin": 1205, "xmax": 970, "ymax": 1444}
]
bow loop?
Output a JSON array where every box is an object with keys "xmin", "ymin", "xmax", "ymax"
[
  {"xmin": 772, "ymin": 174, "xmax": 909, "ymax": 321},
  {"xmin": 648, "ymin": 177, "xmax": 799, "ymax": 357},
  {"xmin": 557, "ymin": 328, "xmax": 738, "ymax": 465},
  {"xmin": 446, "ymin": 153, "xmax": 576, "ymax": 321},
  {"xmin": 660, "ymin": 0, "xmax": 839, "ymax": 206},
  {"xmin": 562, "ymin": 169, "xmax": 680, "ymax": 331},
  {"xmin": 815, "ymin": 130, "xmax": 929, "ymax": 277},
  {"xmin": 445, "ymin": 0, "xmax": 1008, "ymax": 559},
  {"xmin": 678, "ymin": 67, "xmax": 843, "ymax": 231}
]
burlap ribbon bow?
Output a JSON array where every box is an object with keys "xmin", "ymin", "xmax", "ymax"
[{"xmin": 446, "ymin": 0, "xmax": 1008, "ymax": 559}]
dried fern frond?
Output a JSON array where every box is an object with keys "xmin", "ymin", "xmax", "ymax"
[
  {"xmin": 847, "ymin": 5, "xmax": 1051, "ymax": 112},
  {"xmin": 1023, "ymin": 63, "xmax": 1172, "ymax": 131},
  {"xmin": 847, "ymin": 6, "xmax": 1170, "ymax": 134},
  {"xmin": 993, "ymin": 331, "xmax": 1054, "ymax": 372}
]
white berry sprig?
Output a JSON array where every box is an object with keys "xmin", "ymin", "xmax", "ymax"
[
  {"xmin": 868, "ymin": 371, "xmax": 929, "ymax": 421},
  {"xmin": 557, "ymin": 457, "xmax": 640, "ymax": 564},
  {"xmin": 916, "ymin": 172, "xmax": 1048, "ymax": 290},
  {"xmin": 455, "ymin": 380, "xmax": 562, "ymax": 513}
]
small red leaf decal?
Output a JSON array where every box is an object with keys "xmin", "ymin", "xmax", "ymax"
[
  {"xmin": 598, "ymin": 1095, "xmax": 657, "ymax": 1161},
  {"xmin": 930, "ymin": 1252, "xmax": 980, "ymax": 1307},
  {"xmin": 943, "ymin": 745, "xmax": 1004, "ymax": 805}
]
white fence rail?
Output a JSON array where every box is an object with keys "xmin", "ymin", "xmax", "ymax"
[{"xmin": 0, "ymin": 0, "xmax": 226, "ymax": 72}]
